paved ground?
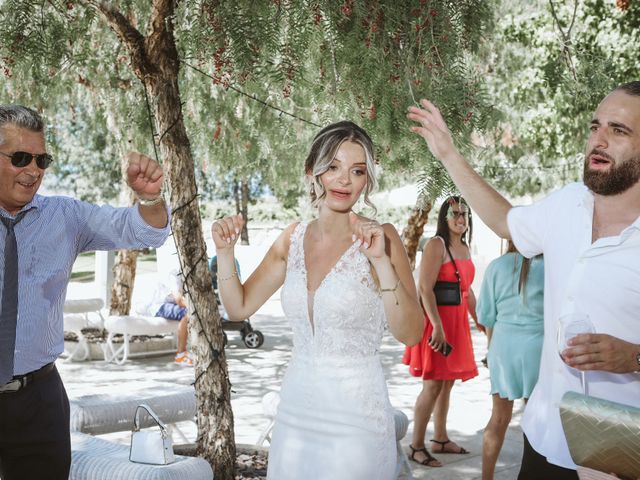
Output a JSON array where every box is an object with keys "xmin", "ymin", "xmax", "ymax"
[{"xmin": 61, "ymin": 275, "xmax": 524, "ymax": 479}]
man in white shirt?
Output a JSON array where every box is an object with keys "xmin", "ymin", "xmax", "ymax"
[{"xmin": 407, "ymin": 81, "xmax": 640, "ymax": 478}]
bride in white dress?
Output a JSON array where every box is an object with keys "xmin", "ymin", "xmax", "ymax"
[{"xmin": 211, "ymin": 121, "xmax": 423, "ymax": 480}]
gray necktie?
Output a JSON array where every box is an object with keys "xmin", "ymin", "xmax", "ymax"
[{"xmin": 0, "ymin": 212, "xmax": 26, "ymax": 384}]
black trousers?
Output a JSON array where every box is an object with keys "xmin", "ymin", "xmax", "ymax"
[
  {"xmin": 0, "ymin": 366, "xmax": 71, "ymax": 480},
  {"xmin": 518, "ymin": 433, "xmax": 579, "ymax": 480}
]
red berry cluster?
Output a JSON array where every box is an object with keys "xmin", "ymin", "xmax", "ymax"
[
  {"xmin": 312, "ymin": 5, "xmax": 322, "ymax": 25},
  {"xmin": 212, "ymin": 46, "xmax": 233, "ymax": 88},
  {"xmin": 412, "ymin": 5, "xmax": 437, "ymax": 32},
  {"xmin": 340, "ymin": 0, "xmax": 353, "ymax": 16},
  {"xmin": 1, "ymin": 56, "xmax": 14, "ymax": 78},
  {"xmin": 362, "ymin": 8, "xmax": 384, "ymax": 47},
  {"xmin": 213, "ymin": 122, "xmax": 222, "ymax": 141}
]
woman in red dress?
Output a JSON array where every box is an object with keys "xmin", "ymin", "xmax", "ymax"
[{"xmin": 402, "ymin": 196, "xmax": 484, "ymax": 467}]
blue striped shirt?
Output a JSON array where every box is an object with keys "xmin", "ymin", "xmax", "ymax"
[{"xmin": 0, "ymin": 194, "xmax": 171, "ymax": 375}]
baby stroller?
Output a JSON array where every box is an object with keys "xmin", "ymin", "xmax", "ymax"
[{"xmin": 209, "ymin": 256, "xmax": 265, "ymax": 349}]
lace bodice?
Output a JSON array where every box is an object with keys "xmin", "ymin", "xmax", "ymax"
[{"xmin": 281, "ymin": 222, "xmax": 386, "ymax": 359}]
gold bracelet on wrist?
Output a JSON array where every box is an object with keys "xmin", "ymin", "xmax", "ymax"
[
  {"xmin": 380, "ymin": 279, "xmax": 401, "ymax": 305},
  {"xmin": 218, "ymin": 270, "xmax": 238, "ymax": 282},
  {"xmin": 137, "ymin": 195, "xmax": 164, "ymax": 207}
]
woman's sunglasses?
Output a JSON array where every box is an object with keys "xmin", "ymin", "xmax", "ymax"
[
  {"xmin": 0, "ymin": 151, "xmax": 54, "ymax": 169},
  {"xmin": 447, "ymin": 209, "xmax": 470, "ymax": 220}
]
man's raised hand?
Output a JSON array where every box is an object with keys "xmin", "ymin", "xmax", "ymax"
[
  {"xmin": 407, "ymin": 99, "xmax": 458, "ymax": 162},
  {"xmin": 126, "ymin": 152, "xmax": 164, "ymax": 200}
]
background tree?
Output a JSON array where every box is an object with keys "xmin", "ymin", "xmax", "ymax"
[
  {"xmin": 474, "ymin": 0, "xmax": 640, "ymax": 198},
  {"xmin": 0, "ymin": 1, "xmax": 499, "ymax": 477}
]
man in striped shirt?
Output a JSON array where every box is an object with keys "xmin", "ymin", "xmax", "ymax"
[{"xmin": 0, "ymin": 104, "xmax": 171, "ymax": 480}]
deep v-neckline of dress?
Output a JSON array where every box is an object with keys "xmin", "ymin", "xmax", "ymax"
[{"xmin": 300, "ymin": 222, "xmax": 358, "ymax": 334}]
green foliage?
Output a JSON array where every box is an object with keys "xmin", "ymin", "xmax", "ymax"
[
  {"xmin": 180, "ymin": 0, "xmax": 499, "ymax": 202},
  {"xmin": 478, "ymin": 0, "xmax": 640, "ymax": 196},
  {"xmin": 0, "ymin": 0, "xmax": 497, "ymax": 205},
  {"xmin": 0, "ymin": 1, "xmax": 159, "ymax": 202}
]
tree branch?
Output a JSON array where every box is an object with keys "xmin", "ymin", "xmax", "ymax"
[
  {"xmin": 147, "ymin": 0, "xmax": 175, "ymax": 51},
  {"xmin": 82, "ymin": 0, "xmax": 151, "ymax": 78},
  {"xmin": 548, "ymin": 0, "xmax": 578, "ymax": 82}
]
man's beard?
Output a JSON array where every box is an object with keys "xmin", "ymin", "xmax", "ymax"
[{"xmin": 583, "ymin": 149, "xmax": 640, "ymax": 195}]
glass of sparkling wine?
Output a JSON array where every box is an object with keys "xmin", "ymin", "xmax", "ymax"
[{"xmin": 557, "ymin": 313, "xmax": 596, "ymax": 395}]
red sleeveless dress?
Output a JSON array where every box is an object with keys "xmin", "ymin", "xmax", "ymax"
[{"xmin": 402, "ymin": 258, "xmax": 478, "ymax": 381}]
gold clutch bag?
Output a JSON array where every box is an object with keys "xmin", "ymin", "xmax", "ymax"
[{"xmin": 560, "ymin": 391, "xmax": 640, "ymax": 479}]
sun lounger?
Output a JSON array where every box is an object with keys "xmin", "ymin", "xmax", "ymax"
[
  {"xmin": 69, "ymin": 381, "xmax": 196, "ymax": 443},
  {"xmin": 70, "ymin": 431, "xmax": 212, "ymax": 480},
  {"xmin": 102, "ymin": 314, "xmax": 180, "ymax": 364},
  {"xmin": 63, "ymin": 298, "xmax": 105, "ymax": 361}
]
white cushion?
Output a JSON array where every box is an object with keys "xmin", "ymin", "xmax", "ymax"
[
  {"xmin": 64, "ymin": 298, "xmax": 105, "ymax": 314},
  {"xmin": 105, "ymin": 315, "xmax": 180, "ymax": 336},
  {"xmin": 70, "ymin": 431, "xmax": 212, "ymax": 480},
  {"xmin": 65, "ymin": 314, "xmax": 90, "ymax": 332},
  {"xmin": 70, "ymin": 381, "xmax": 196, "ymax": 435}
]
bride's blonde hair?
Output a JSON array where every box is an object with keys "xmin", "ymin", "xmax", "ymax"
[{"xmin": 304, "ymin": 121, "xmax": 378, "ymax": 213}]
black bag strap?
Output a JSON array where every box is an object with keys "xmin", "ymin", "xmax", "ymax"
[{"xmin": 439, "ymin": 237, "xmax": 461, "ymax": 284}]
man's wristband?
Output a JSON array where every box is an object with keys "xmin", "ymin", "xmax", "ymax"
[{"xmin": 137, "ymin": 195, "xmax": 164, "ymax": 207}]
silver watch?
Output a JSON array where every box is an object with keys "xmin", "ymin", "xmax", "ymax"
[{"xmin": 137, "ymin": 195, "xmax": 164, "ymax": 206}]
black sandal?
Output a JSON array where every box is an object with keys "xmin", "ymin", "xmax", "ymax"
[
  {"xmin": 408, "ymin": 444, "xmax": 442, "ymax": 467},
  {"xmin": 430, "ymin": 438, "xmax": 469, "ymax": 454}
]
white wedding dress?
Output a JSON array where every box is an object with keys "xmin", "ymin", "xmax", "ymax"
[{"xmin": 266, "ymin": 222, "xmax": 396, "ymax": 480}]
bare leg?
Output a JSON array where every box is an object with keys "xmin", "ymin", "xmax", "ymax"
[
  {"xmin": 177, "ymin": 315, "xmax": 188, "ymax": 353},
  {"xmin": 431, "ymin": 380, "xmax": 468, "ymax": 453},
  {"xmin": 431, "ymin": 380, "xmax": 453, "ymax": 444},
  {"xmin": 410, "ymin": 379, "xmax": 444, "ymax": 466},
  {"xmin": 482, "ymin": 395, "xmax": 514, "ymax": 480}
]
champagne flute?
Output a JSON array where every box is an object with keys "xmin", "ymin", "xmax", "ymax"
[{"xmin": 557, "ymin": 313, "xmax": 596, "ymax": 395}]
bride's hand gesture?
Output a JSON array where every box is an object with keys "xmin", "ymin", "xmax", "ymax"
[
  {"xmin": 211, "ymin": 214, "xmax": 244, "ymax": 253},
  {"xmin": 349, "ymin": 212, "xmax": 386, "ymax": 261}
]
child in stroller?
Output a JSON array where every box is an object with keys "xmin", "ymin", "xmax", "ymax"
[{"xmin": 209, "ymin": 256, "xmax": 264, "ymax": 348}]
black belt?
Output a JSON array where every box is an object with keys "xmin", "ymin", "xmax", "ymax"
[{"xmin": 0, "ymin": 362, "xmax": 55, "ymax": 393}]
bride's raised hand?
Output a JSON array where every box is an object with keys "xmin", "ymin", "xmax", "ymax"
[
  {"xmin": 349, "ymin": 211, "xmax": 386, "ymax": 261},
  {"xmin": 211, "ymin": 214, "xmax": 244, "ymax": 253}
]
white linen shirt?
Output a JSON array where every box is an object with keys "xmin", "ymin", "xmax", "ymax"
[{"xmin": 507, "ymin": 182, "xmax": 640, "ymax": 469}]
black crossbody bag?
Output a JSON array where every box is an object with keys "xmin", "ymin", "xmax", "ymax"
[{"xmin": 433, "ymin": 241, "xmax": 462, "ymax": 306}]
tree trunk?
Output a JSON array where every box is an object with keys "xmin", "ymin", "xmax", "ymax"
[
  {"xmin": 109, "ymin": 249, "xmax": 138, "ymax": 315},
  {"xmin": 147, "ymin": 40, "xmax": 236, "ymax": 480},
  {"xmin": 233, "ymin": 179, "xmax": 241, "ymax": 215},
  {"xmin": 110, "ymin": 182, "xmax": 138, "ymax": 316},
  {"xmin": 239, "ymin": 178, "xmax": 249, "ymax": 245},
  {"xmin": 402, "ymin": 203, "xmax": 433, "ymax": 271},
  {"xmin": 93, "ymin": 2, "xmax": 236, "ymax": 478},
  {"xmin": 156, "ymin": 81, "xmax": 235, "ymax": 477}
]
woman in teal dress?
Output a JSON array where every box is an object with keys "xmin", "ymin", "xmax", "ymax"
[{"xmin": 477, "ymin": 242, "xmax": 544, "ymax": 480}]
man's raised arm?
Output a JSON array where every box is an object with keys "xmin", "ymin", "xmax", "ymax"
[{"xmin": 408, "ymin": 99, "xmax": 512, "ymax": 239}]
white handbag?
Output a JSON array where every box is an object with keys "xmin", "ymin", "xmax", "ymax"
[{"xmin": 129, "ymin": 404, "xmax": 176, "ymax": 465}]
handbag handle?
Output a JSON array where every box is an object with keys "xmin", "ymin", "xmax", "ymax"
[
  {"xmin": 133, "ymin": 404, "xmax": 170, "ymax": 437},
  {"xmin": 440, "ymin": 239, "xmax": 461, "ymax": 284}
]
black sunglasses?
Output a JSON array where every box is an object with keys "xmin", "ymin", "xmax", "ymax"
[{"xmin": 0, "ymin": 151, "xmax": 54, "ymax": 169}]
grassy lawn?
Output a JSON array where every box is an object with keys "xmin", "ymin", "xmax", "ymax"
[{"xmin": 71, "ymin": 250, "xmax": 158, "ymax": 282}]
